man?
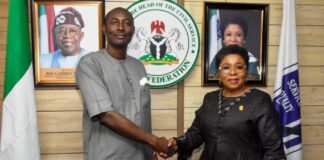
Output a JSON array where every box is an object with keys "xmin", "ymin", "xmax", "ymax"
[
  {"xmin": 40, "ymin": 7, "xmax": 88, "ymax": 68},
  {"xmin": 76, "ymin": 8, "xmax": 169, "ymax": 160}
]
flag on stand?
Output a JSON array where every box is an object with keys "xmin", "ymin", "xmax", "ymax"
[
  {"xmin": 273, "ymin": 0, "xmax": 302, "ymax": 159},
  {"xmin": 208, "ymin": 9, "xmax": 222, "ymax": 67},
  {"xmin": 0, "ymin": 0, "xmax": 41, "ymax": 159}
]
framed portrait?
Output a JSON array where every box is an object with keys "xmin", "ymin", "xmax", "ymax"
[
  {"xmin": 31, "ymin": 0, "xmax": 104, "ymax": 87},
  {"xmin": 203, "ymin": 2, "xmax": 269, "ymax": 86}
]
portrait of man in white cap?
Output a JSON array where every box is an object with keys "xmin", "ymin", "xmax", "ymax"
[{"xmin": 40, "ymin": 7, "xmax": 89, "ymax": 68}]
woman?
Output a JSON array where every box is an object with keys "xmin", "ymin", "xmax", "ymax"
[
  {"xmin": 169, "ymin": 45, "xmax": 286, "ymax": 160},
  {"xmin": 209, "ymin": 15, "xmax": 260, "ymax": 76}
]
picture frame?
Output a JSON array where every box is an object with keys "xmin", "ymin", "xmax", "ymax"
[
  {"xmin": 31, "ymin": 0, "xmax": 104, "ymax": 87},
  {"xmin": 203, "ymin": 2, "xmax": 269, "ymax": 86}
]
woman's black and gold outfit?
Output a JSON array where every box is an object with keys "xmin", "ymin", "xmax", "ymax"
[{"xmin": 177, "ymin": 88, "xmax": 286, "ymax": 160}]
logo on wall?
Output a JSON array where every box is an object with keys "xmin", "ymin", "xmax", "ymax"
[{"xmin": 128, "ymin": 0, "xmax": 200, "ymax": 88}]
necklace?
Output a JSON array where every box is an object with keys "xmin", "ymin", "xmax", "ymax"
[{"xmin": 218, "ymin": 88, "xmax": 251, "ymax": 114}]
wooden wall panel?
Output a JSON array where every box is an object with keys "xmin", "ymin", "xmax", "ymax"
[
  {"xmin": 185, "ymin": 108, "xmax": 324, "ymax": 144},
  {"xmin": 296, "ymin": 26, "xmax": 324, "ymax": 46},
  {"xmin": 184, "ymin": 2, "xmax": 203, "ymax": 24},
  {"xmin": 36, "ymin": 89, "xmax": 178, "ymax": 111},
  {"xmin": 39, "ymin": 130, "xmax": 177, "ymax": 154},
  {"xmin": 269, "ymin": 25, "xmax": 324, "ymax": 46},
  {"xmin": 184, "ymin": 87, "xmax": 215, "ymax": 108},
  {"xmin": 186, "ymin": 106, "xmax": 324, "ymax": 128},
  {"xmin": 268, "ymin": 46, "xmax": 324, "ymax": 66},
  {"xmin": 0, "ymin": 86, "xmax": 3, "ymax": 99},
  {"xmin": 226, "ymin": 0, "xmax": 324, "ymax": 4},
  {"xmin": 40, "ymin": 150, "xmax": 178, "ymax": 160},
  {"xmin": 268, "ymin": 66, "xmax": 324, "ymax": 86},
  {"xmin": 0, "ymin": 0, "xmax": 324, "ymax": 160},
  {"xmin": 36, "ymin": 90, "xmax": 83, "ymax": 111},
  {"xmin": 185, "ymin": 66, "xmax": 324, "ymax": 87},
  {"xmin": 41, "ymin": 154, "xmax": 83, "ymax": 160},
  {"xmin": 300, "ymin": 87, "xmax": 324, "ymax": 106},
  {"xmin": 296, "ymin": 0, "xmax": 324, "ymax": 5},
  {"xmin": 40, "ymin": 133, "xmax": 83, "ymax": 154},
  {"xmin": 296, "ymin": 5, "xmax": 324, "ymax": 25},
  {"xmin": 0, "ymin": 18, "xmax": 7, "ymax": 32},
  {"xmin": 303, "ymin": 145, "xmax": 324, "ymax": 160},
  {"xmin": 184, "ymin": 2, "xmax": 324, "ymax": 26},
  {"xmin": 301, "ymin": 106, "xmax": 324, "ymax": 126},
  {"xmin": 0, "ymin": 46, "xmax": 5, "ymax": 73},
  {"xmin": 0, "ymin": 58, "xmax": 4, "ymax": 71},
  {"xmin": 38, "ymin": 111, "xmax": 82, "ymax": 133},
  {"xmin": 37, "ymin": 110, "xmax": 178, "ymax": 133},
  {"xmin": 152, "ymin": 110, "xmax": 177, "ymax": 130},
  {"xmin": 185, "ymin": 86, "xmax": 324, "ymax": 108},
  {"xmin": 0, "ymin": 64, "xmax": 5, "ymax": 74},
  {"xmin": 227, "ymin": 0, "xmax": 282, "ymax": 4},
  {"xmin": 303, "ymin": 126, "xmax": 324, "ymax": 145},
  {"xmin": 0, "ymin": 32, "xmax": 6, "ymax": 45},
  {"xmin": 195, "ymin": 45, "xmax": 202, "ymax": 66},
  {"xmin": 151, "ymin": 89, "xmax": 178, "ymax": 109},
  {"xmin": 184, "ymin": 66, "xmax": 201, "ymax": 87},
  {"xmin": 105, "ymin": 2, "xmax": 133, "ymax": 13},
  {"xmin": 153, "ymin": 130, "xmax": 177, "ymax": 138},
  {"xmin": 184, "ymin": 0, "xmax": 226, "ymax": 2},
  {"xmin": 0, "ymin": 1, "xmax": 8, "ymax": 18},
  {"xmin": 0, "ymin": 45, "xmax": 5, "ymax": 57},
  {"xmin": 184, "ymin": 107, "xmax": 197, "ymax": 128},
  {"xmin": 0, "ymin": 73, "xmax": 4, "ymax": 87}
]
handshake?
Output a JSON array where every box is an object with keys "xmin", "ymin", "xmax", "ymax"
[{"xmin": 151, "ymin": 136, "xmax": 178, "ymax": 159}]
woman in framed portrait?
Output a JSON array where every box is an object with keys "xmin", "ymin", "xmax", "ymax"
[{"xmin": 209, "ymin": 15, "xmax": 260, "ymax": 76}]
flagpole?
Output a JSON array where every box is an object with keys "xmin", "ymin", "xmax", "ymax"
[{"xmin": 273, "ymin": 0, "xmax": 302, "ymax": 159}]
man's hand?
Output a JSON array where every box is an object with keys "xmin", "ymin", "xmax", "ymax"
[
  {"xmin": 151, "ymin": 136, "xmax": 169, "ymax": 153},
  {"xmin": 156, "ymin": 137, "xmax": 178, "ymax": 159}
]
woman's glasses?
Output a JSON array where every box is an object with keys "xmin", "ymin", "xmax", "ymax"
[{"xmin": 219, "ymin": 64, "xmax": 247, "ymax": 74}]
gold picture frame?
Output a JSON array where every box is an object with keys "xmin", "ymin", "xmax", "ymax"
[{"xmin": 31, "ymin": 0, "xmax": 104, "ymax": 87}]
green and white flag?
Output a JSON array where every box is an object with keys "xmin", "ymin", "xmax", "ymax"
[
  {"xmin": 39, "ymin": 5, "xmax": 50, "ymax": 54},
  {"xmin": 0, "ymin": 0, "xmax": 41, "ymax": 159}
]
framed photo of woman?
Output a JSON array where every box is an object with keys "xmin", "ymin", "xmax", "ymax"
[
  {"xmin": 31, "ymin": 0, "xmax": 104, "ymax": 87},
  {"xmin": 203, "ymin": 2, "xmax": 269, "ymax": 86}
]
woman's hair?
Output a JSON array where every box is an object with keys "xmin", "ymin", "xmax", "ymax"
[
  {"xmin": 221, "ymin": 15, "xmax": 248, "ymax": 38},
  {"xmin": 215, "ymin": 45, "xmax": 249, "ymax": 70}
]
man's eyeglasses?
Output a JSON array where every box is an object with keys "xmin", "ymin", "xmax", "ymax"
[
  {"xmin": 219, "ymin": 64, "xmax": 247, "ymax": 74},
  {"xmin": 55, "ymin": 28, "xmax": 80, "ymax": 36}
]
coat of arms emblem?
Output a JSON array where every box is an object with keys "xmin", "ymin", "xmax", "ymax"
[
  {"xmin": 130, "ymin": 20, "xmax": 184, "ymax": 65},
  {"xmin": 127, "ymin": 0, "xmax": 199, "ymax": 88}
]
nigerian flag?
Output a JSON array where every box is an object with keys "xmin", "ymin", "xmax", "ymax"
[
  {"xmin": 38, "ymin": 4, "xmax": 55, "ymax": 54},
  {"xmin": 39, "ymin": 5, "xmax": 50, "ymax": 55},
  {"xmin": 0, "ymin": 0, "xmax": 41, "ymax": 159}
]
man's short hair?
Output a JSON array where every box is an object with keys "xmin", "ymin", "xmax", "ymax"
[
  {"xmin": 105, "ymin": 7, "xmax": 133, "ymax": 24},
  {"xmin": 54, "ymin": 7, "xmax": 85, "ymax": 29}
]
